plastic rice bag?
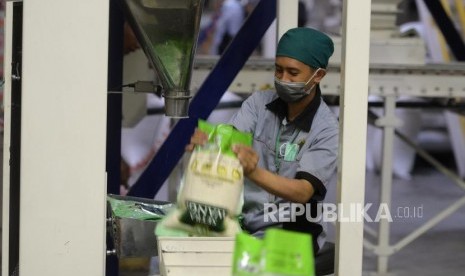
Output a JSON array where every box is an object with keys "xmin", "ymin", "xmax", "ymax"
[
  {"xmin": 162, "ymin": 119, "xmax": 253, "ymax": 236},
  {"xmin": 232, "ymin": 229, "xmax": 315, "ymax": 276},
  {"xmin": 232, "ymin": 232, "xmax": 263, "ymax": 276}
]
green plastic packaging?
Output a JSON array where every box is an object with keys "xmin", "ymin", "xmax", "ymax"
[
  {"xmin": 262, "ymin": 229, "xmax": 315, "ymax": 276},
  {"xmin": 232, "ymin": 232, "xmax": 263, "ymax": 276},
  {"xmin": 231, "ymin": 229, "xmax": 315, "ymax": 276},
  {"xmin": 107, "ymin": 195, "xmax": 174, "ymax": 221},
  {"xmin": 197, "ymin": 119, "xmax": 253, "ymax": 157}
]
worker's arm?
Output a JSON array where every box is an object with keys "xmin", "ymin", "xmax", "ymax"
[
  {"xmin": 186, "ymin": 130, "xmax": 316, "ymax": 204},
  {"xmin": 232, "ymin": 144, "xmax": 315, "ymax": 204}
]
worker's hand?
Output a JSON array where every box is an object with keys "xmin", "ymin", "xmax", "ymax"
[
  {"xmin": 123, "ymin": 22, "xmax": 140, "ymax": 55},
  {"xmin": 185, "ymin": 128, "xmax": 208, "ymax": 152},
  {"xmin": 232, "ymin": 144, "xmax": 259, "ymax": 176}
]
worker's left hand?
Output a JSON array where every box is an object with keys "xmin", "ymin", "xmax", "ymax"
[
  {"xmin": 185, "ymin": 128, "xmax": 208, "ymax": 152},
  {"xmin": 232, "ymin": 144, "xmax": 259, "ymax": 176}
]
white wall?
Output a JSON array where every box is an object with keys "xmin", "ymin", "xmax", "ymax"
[{"xmin": 18, "ymin": 1, "xmax": 109, "ymax": 275}]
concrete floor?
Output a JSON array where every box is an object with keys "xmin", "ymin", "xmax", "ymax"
[
  {"xmin": 359, "ymin": 156, "xmax": 465, "ymax": 276},
  {"xmin": 327, "ymin": 153, "xmax": 465, "ymax": 276},
  {"xmin": 1, "ymin": 133, "xmax": 464, "ymax": 275}
]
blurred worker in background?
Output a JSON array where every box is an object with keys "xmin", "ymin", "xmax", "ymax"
[
  {"xmin": 298, "ymin": 0, "xmax": 308, "ymax": 27},
  {"xmin": 187, "ymin": 27, "xmax": 338, "ymax": 255},
  {"xmin": 209, "ymin": 0, "xmax": 245, "ymax": 55}
]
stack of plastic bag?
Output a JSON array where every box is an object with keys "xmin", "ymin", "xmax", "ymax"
[{"xmin": 107, "ymin": 194, "xmax": 174, "ymax": 221}]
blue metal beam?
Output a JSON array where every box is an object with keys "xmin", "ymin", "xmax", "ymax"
[
  {"xmin": 106, "ymin": 0, "xmax": 124, "ymax": 275},
  {"xmin": 128, "ymin": 0, "xmax": 277, "ymax": 198},
  {"xmin": 423, "ymin": 0, "xmax": 465, "ymax": 61}
]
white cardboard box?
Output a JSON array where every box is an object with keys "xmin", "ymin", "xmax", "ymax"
[{"xmin": 157, "ymin": 236, "xmax": 235, "ymax": 276}]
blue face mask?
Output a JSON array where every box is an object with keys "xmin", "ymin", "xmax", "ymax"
[{"xmin": 274, "ymin": 69, "xmax": 321, "ymax": 103}]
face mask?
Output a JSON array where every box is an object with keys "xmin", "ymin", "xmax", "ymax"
[{"xmin": 274, "ymin": 69, "xmax": 321, "ymax": 103}]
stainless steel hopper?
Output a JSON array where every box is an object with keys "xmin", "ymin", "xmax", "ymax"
[{"xmin": 121, "ymin": 0, "xmax": 204, "ymax": 117}]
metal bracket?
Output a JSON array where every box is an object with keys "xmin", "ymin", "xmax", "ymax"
[{"xmin": 374, "ymin": 116, "xmax": 403, "ymax": 128}]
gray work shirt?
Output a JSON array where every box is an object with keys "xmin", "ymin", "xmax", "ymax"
[{"xmin": 229, "ymin": 87, "xmax": 339, "ymax": 251}]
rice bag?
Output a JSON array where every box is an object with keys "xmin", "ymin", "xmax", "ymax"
[{"xmin": 162, "ymin": 119, "xmax": 253, "ymax": 236}]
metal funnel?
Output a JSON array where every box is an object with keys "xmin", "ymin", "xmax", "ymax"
[{"xmin": 121, "ymin": 0, "xmax": 204, "ymax": 118}]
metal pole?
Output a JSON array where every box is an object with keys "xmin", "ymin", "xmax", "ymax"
[
  {"xmin": 277, "ymin": 0, "xmax": 298, "ymax": 38},
  {"xmin": 376, "ymin": 95, "xmax": 397, "ymax": 274},
  {"xmin": 106, "ymin": 2, "xmax": 124, "ymax": 275},
  {"xmin": 2, "ymin": 2, "xmax": 19, "ymax": 275},
  {"xmin": 335, "ymin": 0, "xmax": 371, "ymax": 275}
]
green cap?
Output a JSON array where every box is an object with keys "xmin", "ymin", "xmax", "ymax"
[{"xmin": 276, "ymin": 27, "xmax": 334, "ymax": 69}]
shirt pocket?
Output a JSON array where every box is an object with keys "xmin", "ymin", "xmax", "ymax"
[{"xmin": 278, "ymin": 159, "xmax": 299, "ymax": 178}]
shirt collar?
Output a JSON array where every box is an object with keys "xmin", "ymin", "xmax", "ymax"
[{"xmin": 266, "ymin": 86, "xmax": 322, "ymax": 132}]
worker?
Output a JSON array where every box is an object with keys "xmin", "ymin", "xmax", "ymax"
[
  {"xmin": 209, "ymin": 0, "xmax": 245, "ymax": 55},
  {"xmin": 187, "ymin": 27, "xmax": 338, "ymax": 255}
]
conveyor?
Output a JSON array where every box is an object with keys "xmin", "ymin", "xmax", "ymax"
[{"xmin": 191, "ymin": 57, "xmax": 465, "ymax": 98}]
